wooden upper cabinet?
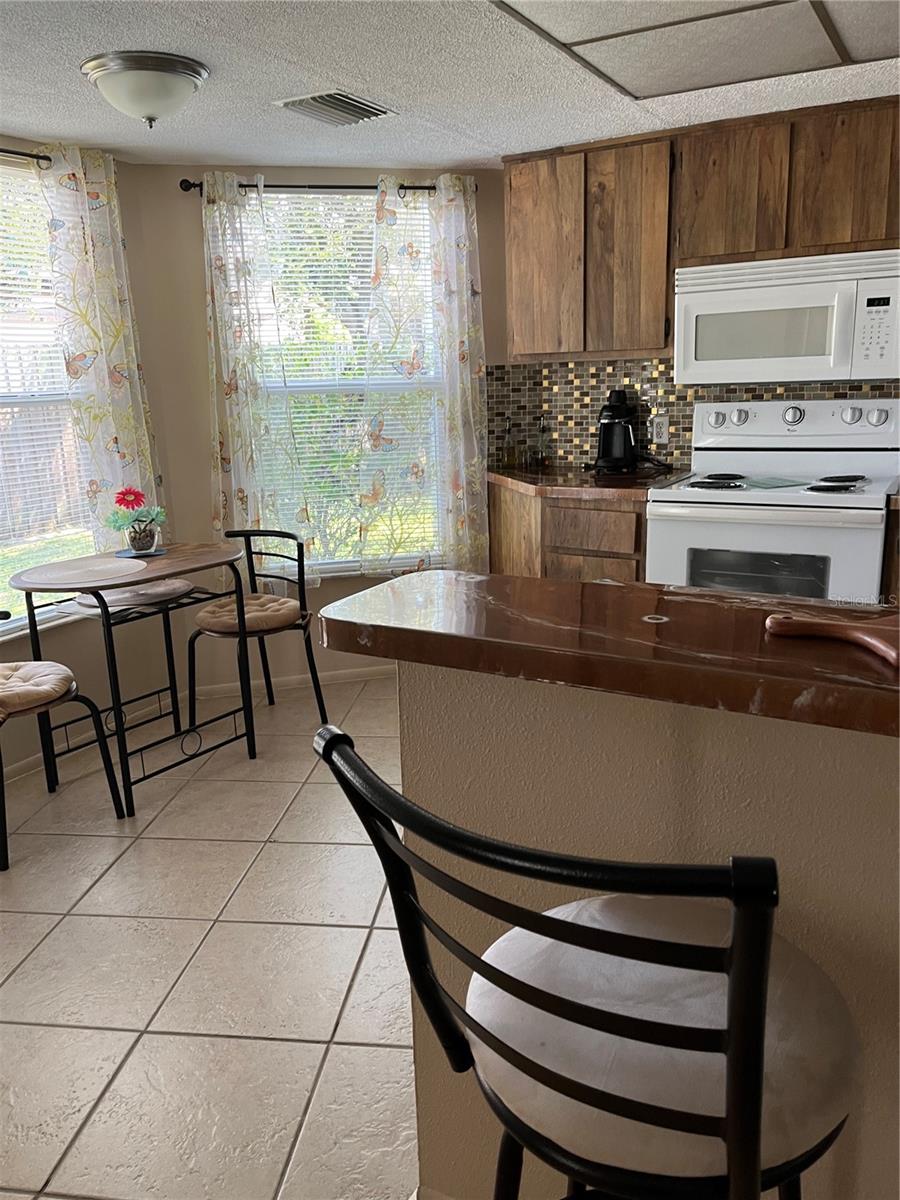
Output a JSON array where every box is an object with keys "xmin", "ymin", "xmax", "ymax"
[
  {"xmin": 505, "ymin": 155, "xmax": 584, "ymax": 357},
  {"xmin": 789, "ymin": 103, "xmax": 900, "ymax": 248},
  {"xmin": 585, "ymin": 140, "xmax": 671, "ymax": 354},
  {"xmin": 675, "ymin": 122, "xmax": 790, "ymax": 260}
]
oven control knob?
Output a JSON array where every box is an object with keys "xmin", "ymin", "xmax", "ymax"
[
  {"xmin": 783, "ymin": 405, "xmax": 804, "ymax": 426},
  {"xmin": 841, "ymin": 406, "xmax": 863, "ymax": 424},
  {"xmin": 708, "ymin": 410, "xmax": 726, "ymax": 429},
  {"xmin": 867, "ymin": 408, "xmax": 889, "ymax": 427},
  {"xmin": 730, "ymin": 408, "xmax": 749, "ymax": 425}
]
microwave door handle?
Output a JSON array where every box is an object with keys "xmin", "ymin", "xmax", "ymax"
[
  {"xmin": 649, "ymin": 504, "xmax": 884, "ymax": 528},
  {"xmin": 832, "ymin": 283, "xmax": 857, "ymax": 372}
]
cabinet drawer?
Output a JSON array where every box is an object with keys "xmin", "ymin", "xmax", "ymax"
[
  {"xmin": 543, "ymin": 505, "xmax": 637, "ymax": 554},
  {"xmin": 544, "ymin": 553, "xmax": 638, "ymax": 583}
]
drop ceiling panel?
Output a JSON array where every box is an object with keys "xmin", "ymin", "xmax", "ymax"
[
  {"xmin": 824, "ymin": 0, "xmax": 900, "ymax": 61},
  {"xmin": 505, "ymin": 0, "xmax": 760, "ymax": 43},
  {"xmin": 579, "ymin": 1, "xmax": 841, "ymax": 96}
]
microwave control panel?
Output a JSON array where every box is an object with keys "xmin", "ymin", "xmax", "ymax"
[{"xmin": 852, "ymin": 276, "xmax": 900, "ymax": 378}]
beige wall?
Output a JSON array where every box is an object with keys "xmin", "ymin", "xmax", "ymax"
[
  {"xmin": 1, "ymin": 151, "xmax": 506, "ymax": 772},
  {"xmin": 399, "ymin": 663, "xmax": 898, "ymax": 1200}
]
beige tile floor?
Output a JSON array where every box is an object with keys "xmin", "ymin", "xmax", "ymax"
[{"xmin": 0, "ymin": 673, "xmax": 417, "ymax": 1200}]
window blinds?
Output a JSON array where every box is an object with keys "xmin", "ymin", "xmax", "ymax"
[
  {"xmin": 0, "ymin": 165, "xmax": 94, "ymax": 615},
  {"xmin": 259, "ymin": 190, "xmax": 443, "ymax": 570},
  {"xmin": 0, "ymin": 167, "xmax": 69, "ymax": 399}
]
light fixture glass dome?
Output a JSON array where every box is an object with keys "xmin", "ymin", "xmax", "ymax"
[{"xmin": 81, "ymin": 52, "xmax": 209, "ymax": 129}]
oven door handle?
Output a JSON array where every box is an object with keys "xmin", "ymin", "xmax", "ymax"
[{"xmin": 647, "ymin": 503, "xmax": 885, "ymax": 528}]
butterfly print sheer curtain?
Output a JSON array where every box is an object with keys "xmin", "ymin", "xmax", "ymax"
[
  {"xmin": 34, "ymin": 146, "xmax": 159, "ymax": 547},
  {"xmin": 203, "ymin": 170, "xmax": 321, "ymax": 577},
  {"xmin": 360, "ymin": 174, "xmax": 488, "ymax": 574},
  {"xmin": 202, "ymin": 170, "xmax": 487, "ymax": 575}
]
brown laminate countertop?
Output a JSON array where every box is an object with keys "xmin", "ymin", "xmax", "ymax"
[
  {"xmin": 488, "ymin": 467, "xmax": 674, "ymax": 500},
  {"xmin": 319, "ymin": 571, "xmax": 899, "ymax": 737}
]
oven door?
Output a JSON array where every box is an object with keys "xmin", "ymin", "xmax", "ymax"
[
  {"xmin": 645, "ymin": 503, "xmax": 886, "ymax": 603},
  {"xmin": 675, "ymin": 280, "xmax": 858, "ymax": 384}
]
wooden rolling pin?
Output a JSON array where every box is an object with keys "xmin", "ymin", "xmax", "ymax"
[{"xmin": 765, "ymin": 612, "xmax": 899, "ymax": 669}]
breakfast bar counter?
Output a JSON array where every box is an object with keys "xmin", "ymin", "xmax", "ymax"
[
  {"xmin": 320, "ymin": 572, "xmax": 898, "ymax": 1200},
  {"xmin": 319, "ymin": 570, "xmax": 898, "ymax": 737}
]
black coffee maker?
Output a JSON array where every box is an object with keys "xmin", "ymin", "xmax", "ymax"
[{"xmin": 593, "ymin": 389, "xmax": 638, "ymax": 474}]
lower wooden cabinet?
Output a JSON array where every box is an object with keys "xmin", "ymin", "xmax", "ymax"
[
  {"xmin": 543, "ymin": 552, "xmax": 638, "ymax": 583},
  {"xmin": 488, "ymin": 480, "xmax": 647, "ymax": 581}
]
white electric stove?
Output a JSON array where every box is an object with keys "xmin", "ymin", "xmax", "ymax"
[{"xmin": 645, "ymin": 399, "xmax": 899, "ymax": 603}]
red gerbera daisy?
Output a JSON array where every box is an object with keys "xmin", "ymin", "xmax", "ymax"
[{"xmin": 115, "ymin": 487, "xmax": 145, "ymax": 511}]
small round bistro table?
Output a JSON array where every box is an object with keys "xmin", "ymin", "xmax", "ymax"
[{"xmin": 9, "ymin": 542, "xmax": 256, "ymax": 816}]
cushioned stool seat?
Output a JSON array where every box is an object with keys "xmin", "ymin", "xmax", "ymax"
[
  {"xmin": 466, "ymin": 894, "xmax": 858, "ymax": 1180},
  {"xmin": 75, "ymin": 578, "xmax": 194, "ymax": 610},
  {"xmin": 195, "ymin": 592, "xmax": 303, "ymax": 635},
  {"xmin": 0, "ymin": 661, "xmax": 76, "ymax": 723}
]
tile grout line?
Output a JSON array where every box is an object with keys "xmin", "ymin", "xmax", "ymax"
[
  {"xmin": 270, "ymin": 879, "xmax": 391, "ymax": 1200},
  {"xmin": 6, "ymin": 742, "xmax": 123, "ymax": 834},
  {"xmin": 135, "ymin": 783, "xmax": 301, "ymax": 844},
  {"xmin": 266, "ymin": 683, "xmax": 393, "ymax": 1200},
  {"xmin": 0, "ymin": 912, "xmax": 66, "ymax": 989},
  {"xmin": 0, "ymin": 1018, "xmax": 412, "ymax": 1050},
  {"xmin": 4, "ymin": 757, "xmax": 197, "ymax": 917},
  {"xmin": 269, "ymin": 1040, "xmax": 334, "ymax": 1200},
  {"xmin": 36, "ymin": 824, "xmax": 275, "ymax": 1195},
  {"xmin": 230, "ymin": 683, "xmax": 374, "ymax": 1200},
  {"xmin": 5, "ymin": 680, "xmax": 398, "ymax": 1197}
]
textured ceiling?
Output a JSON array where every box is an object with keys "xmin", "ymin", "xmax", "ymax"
[{"xmin": 0, "ymin": 0, "xmax": 897, "ymax": 168}]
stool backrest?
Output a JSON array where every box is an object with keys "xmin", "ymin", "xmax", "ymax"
[
  {"xmin": 225, "ymin": 529, "xmax": 310, "ymax": 611},
  {"xmin": 315, "ymin": 724, "xmax": 779, "ymax": 1200}
]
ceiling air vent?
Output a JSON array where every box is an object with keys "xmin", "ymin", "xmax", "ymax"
[{"xmin": 275, "ymin": 92, "xmax": 395, "ymax": 127}]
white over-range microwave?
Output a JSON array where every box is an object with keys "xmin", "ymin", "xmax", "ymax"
[{"xmin": 674, "ymin": 250, "xmax": 900, "ymax": 385}]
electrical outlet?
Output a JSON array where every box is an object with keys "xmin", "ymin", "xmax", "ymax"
[{"xmin": 651, "ymin": 413, "xmax": 669, "ymax": 445}]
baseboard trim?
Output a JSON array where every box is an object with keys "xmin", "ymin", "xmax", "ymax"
[
  {"xmin": 193, "ymin": 663, "xmax": 396, "ymax": 700},
  {"xmin": 2, "ymin": 664, "xmax": 396, "ymax": 783}
]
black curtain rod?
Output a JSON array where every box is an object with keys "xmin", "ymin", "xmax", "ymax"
[
  {"xmin": 179, "ymin": 178, "xmax": 474, "ymax": 196},
  {"xmin": 0, "ymin": 147, "xmax": 51, "ymax": 168}
]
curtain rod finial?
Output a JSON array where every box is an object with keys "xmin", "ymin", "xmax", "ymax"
[{"xmin": 179, "ymin": 178, "xmax": 201, "ymax": 193}]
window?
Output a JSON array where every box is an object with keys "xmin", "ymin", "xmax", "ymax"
[
  {"xmin": 258, "ymin": 190, "xmax": 443, "ymax": 571},
  {"xmin": 0, "ymin": 165, "xmax": 94, "ymax": 623}
]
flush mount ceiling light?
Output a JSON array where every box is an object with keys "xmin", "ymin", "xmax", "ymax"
[{"xmin": 80, "ymin": 51, "xmax": 209, "ymax": 129}]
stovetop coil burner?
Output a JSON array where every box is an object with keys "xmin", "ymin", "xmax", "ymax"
[
  {"xmin": 818, "ymin": 474, "xmax": 867, "ymax": 484},
  {"xmin": 705, "ymin": 473, "xmax": 746, "ymax": 481},
  {"xmin": 806, "ymin": 482, "xmax": 859, "ymax": 493},
  {"xmin": 689, "ymin": 478, "xmax": 744, "ymax": 490}
]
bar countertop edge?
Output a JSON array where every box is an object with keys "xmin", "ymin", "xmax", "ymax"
[{"xmin": 318, "ymin": 571, "xmax": 898, "ymax": 738}]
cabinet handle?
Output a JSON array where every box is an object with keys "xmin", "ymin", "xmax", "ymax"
[{"xmin": 664, "ymin": 316, "xmax": 671, "ymax": 340}]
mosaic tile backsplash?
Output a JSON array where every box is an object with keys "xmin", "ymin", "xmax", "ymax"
[{"xmin": 485, "ymin": 360, "xmax": 900, "ymax": 472}]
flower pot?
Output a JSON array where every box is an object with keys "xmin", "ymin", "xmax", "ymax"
[{"xmin": 125, "ymin": 523, "xmax": 160, "ymax": 555}]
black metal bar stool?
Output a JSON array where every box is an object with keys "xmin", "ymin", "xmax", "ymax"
[
  {"xmin": 187, "ymin": 530, "xmax": 328, "ymax": 728},
  {"xmin": 314, "ymin": 725, "xmax": 859, "ymax": 1200},
  {"xmin": 73, "ymin": 577, "xmax": 195, "ymax": 736},
  {"xmin": 0, "ymin": 611, "xmax": 123, "ymax": 870}
]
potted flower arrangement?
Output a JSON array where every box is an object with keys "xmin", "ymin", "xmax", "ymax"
[{"xmin": 105, "ymin": 488, "xmax": 167, "ymax": 555}]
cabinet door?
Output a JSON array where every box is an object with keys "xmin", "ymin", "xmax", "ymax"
[
  {"xmin": 544, "ymin": 552, "xmax": 638, "ymax": 583},
  {"xmin": 789, "ymin": 104, "xmax": 900, "ymax": 248},
  {"xmin": 675, "ymin": 122, "xmax": 790, "ymax": 260},
  {"xmin": 505, "ymin": 155, "xmax": 584, "ymax": 357},
  {"xmin": 543, "ymin": 504, "xmax": 638, "ymax": 555},
  {"xmin": 585, "ymin": 140, "xmax": 671, "ymax": 354},
  {"xmin": 488, "ymin": 484, "xmax": 541, "ymax": 577}
]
